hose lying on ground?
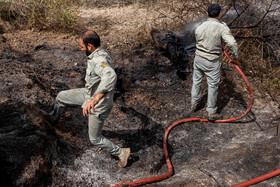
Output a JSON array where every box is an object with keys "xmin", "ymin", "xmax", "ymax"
[{"xmin": 114, "ymin": 48, "xmax": 280, "ymax": 187}]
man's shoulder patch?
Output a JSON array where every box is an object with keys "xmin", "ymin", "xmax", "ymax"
[{"xmin": 101, "ymin": 62, "xmax": 109, "ymax": 68}]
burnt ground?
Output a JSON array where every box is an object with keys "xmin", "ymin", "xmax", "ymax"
[
  {"xmin": 0, "ymin": 29, "xmax": 279, "ymax": 187},
  {"xmin": 1, "ymin": 7, "xmax": 280, "ymax": 186}
]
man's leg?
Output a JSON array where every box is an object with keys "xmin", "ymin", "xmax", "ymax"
[
  {"xmin": 191, "ymin": 56, "xmax": 204, "ymax": 107},
  {"xmin": 88, "ymin": 113, "xmax": 121, "ymax": 156},
  {"xmin": 88, "ymin": 113, "xmax": 130, "ymax": 167},
  {"xmin": 49, "ymin": 88, "xmax": 86, "ymax": 121},
  {"xmin": 204, "ymin": 60, "xmax": 221, "ymax": 115}
]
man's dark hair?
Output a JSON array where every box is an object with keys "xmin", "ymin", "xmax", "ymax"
[
  {"xmin": 80, "ymin": 30, "xmax": 101, "ymax": 48},
  {"xmin": 207, "ymin": 4, "xmax": 221, "ymax": 18}
]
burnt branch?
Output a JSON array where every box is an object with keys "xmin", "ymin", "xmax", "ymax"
[
  {"xmin": 231, "ymin": 0, "xmax": 275, "ymax": 29},
  {"xmin": 228, "ymin": 4, "xmax": 250, "ymax": 27}
]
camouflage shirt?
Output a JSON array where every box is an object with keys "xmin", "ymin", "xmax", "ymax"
[
  {"xmin": 82, "ymin": 46, "xmax": 117, "ymax": 116},
  {"xmin": 195, "ymin": 18, "xmax": 238, "ymax": 61}
]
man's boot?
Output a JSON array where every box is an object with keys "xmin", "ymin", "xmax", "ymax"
[
  {"xmin": 191, "ymin": 103, "xmax": 200, "ymax": 111},
  {"xmin": 208, "ymin": 113, "xmax": 223, "ymax": 120},
  {"xmin": 118, "ymin": 148, "xmax": 130, "ymax": 168}
]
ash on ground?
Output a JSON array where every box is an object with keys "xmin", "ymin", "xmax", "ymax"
[{"xmin": 1, "ymin": 5, "xmax": 280, "ymax": 185}]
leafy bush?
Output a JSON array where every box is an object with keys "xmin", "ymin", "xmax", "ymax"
[{"xmin": 0, "ymin": 0, "xmax": 79, "ymax": 32}]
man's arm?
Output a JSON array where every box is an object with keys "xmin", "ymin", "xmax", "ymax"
[
  {"xmin": 221, "ymin": 25, "xmax": 238, "ymax": 60},
  {"xmin": 94, "ymin": 61, "xmax": 117, "ymax": 95},
  {"xmin": 83, "ymin": 60, "xmax": 117, "ymax": 116}
]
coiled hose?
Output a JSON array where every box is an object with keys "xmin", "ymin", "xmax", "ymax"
[{"xmin": 114, "ymin": 48, "xmax": 280, "ymax": 187}]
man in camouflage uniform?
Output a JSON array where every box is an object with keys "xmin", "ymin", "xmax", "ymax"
[
  {"xmin": 191, "ymin": 4, "xmax": 238, "ymax": 120},
  {"xmin": 49, "ymin": 30, "xmax": 130, "ymax": 168}
]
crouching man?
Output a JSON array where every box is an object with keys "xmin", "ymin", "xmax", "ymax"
[{"xmin": 49, "ymin": 30, "xmax": 130, "ymax": 168}]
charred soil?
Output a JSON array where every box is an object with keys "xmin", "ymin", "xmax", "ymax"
[{"xmin": 1, "ymin": 3, "xmax": 280, "ymax": 187}]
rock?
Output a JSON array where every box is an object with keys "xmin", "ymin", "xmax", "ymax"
[
  {"xmin": 69, "ymin": 72, "xmax": 79, "ymax": 78},
  {"xmin": 0, "ymin": 97, "xmax": 10, "ymax": 104},
  {"xmin": 65, "ymin": 111, "xmax": 71, "ymax": 118},
  {"xmin": 25, "ymin": 78, "xmax": 34, "ymax": 89}
]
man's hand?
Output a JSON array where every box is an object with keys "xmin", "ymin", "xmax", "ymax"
[{"xmin": 83, "ymin": 93, "xmax": 105, "ymax": 116}]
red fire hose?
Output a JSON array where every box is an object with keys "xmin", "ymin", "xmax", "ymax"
[{"xmin": 114, "ymin": 48, "xmax": 280, "ymax": 187}]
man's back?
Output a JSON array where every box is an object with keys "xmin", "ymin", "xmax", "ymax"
[{"xmin": 195, "ymin": 18, "xmax": 238, "ymax": 61}]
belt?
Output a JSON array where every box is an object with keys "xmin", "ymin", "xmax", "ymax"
[{"xmin": 196, "ymin": 47, "xmax": 220, "ymax": 56}]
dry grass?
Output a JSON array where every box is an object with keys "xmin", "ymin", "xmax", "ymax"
[
  {"xmin": 78, "ymin": 0, "xmax": 207, "ymax": 49},
  {"xmin": 78, "ymin": 0, "xmax": 280, "ymax": 100},
  {"xmin": 0, "ymin": 0, "xmax": 79, "ymax": 31}
]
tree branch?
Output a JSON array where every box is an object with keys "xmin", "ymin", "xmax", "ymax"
[
  {"xmin": 231, "ymin": 0, "xmax": 275, "ymax": 29},
  {"xmin": 228, "ymin": 4, "xmax": 250, "ymax": 27}
]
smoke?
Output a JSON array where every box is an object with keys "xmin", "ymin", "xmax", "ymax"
[{"xmin": 175, "ymin": 17, "xmax": 207, "ymax": 50}]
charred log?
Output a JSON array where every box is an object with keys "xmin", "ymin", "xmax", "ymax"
[{"xmin": 151, "ymin": 28, "xmax": 196, "ymax": 80}]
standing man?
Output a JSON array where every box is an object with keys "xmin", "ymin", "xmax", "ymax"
[
  {"xmin": 191, "ymin": 4, "xmax": 238, "ymax": 120},
  {"xmin": 49, "ymin": 30, "xmax": 130, "ymax": 168}
]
